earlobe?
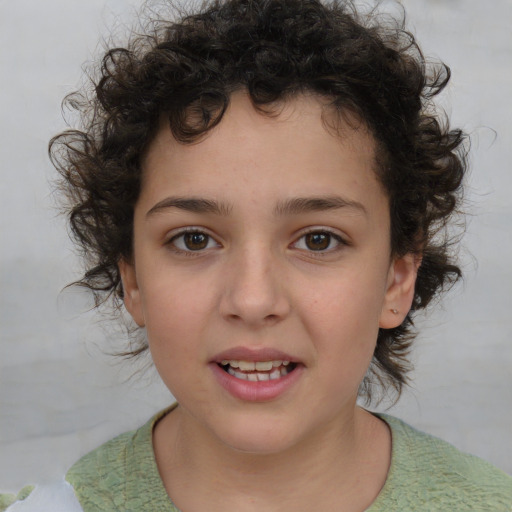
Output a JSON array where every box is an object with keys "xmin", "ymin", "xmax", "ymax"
[
  {"xmin": 119, "ymin": 258, "xmax": 145, "ymax": 327},
  {"xmin": 379, "ymin": 253, "xmax": 421, "ymax": 329}
]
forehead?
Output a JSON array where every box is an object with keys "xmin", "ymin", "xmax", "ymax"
[{"xmin": 140, "ymin": 92, "xmax": 386, "ymax": 217}]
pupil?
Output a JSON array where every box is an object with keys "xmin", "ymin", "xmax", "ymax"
[
  {"xmin": 185, "ymin": 233, "xmax": 208, "ymax": 250},
  {"xmin": 306, "ymin": 233, "xmax": 330, "ymax": 250}
]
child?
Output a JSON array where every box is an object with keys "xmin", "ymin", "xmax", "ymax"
[{"xmin": 3, "ymin": 0, "xmax": 511, "ymax": 510}]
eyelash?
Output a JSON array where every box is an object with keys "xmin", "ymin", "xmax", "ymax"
[{"xmin": 165, "ymin": 228, "xmax": 348, "ymax": 256}]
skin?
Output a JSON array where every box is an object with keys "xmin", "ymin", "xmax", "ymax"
[{"xmin": 120, "ymin": 92, "xmax": 419, "ymax": 511}]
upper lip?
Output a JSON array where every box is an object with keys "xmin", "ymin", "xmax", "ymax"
[{"xmin": 212, "ymin": 346, "xmax": 298, "ymax": 364}]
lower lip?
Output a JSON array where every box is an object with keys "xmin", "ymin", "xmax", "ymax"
[{"xmin": 210, "ymin": 363, "xmax": 303, "ymax": 402}]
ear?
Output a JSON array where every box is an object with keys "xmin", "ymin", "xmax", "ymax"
[
  {"xmin": 118, "ymin": 258, "xmax": 145, "ymax": 327},
  {"xmin": 379, "ymin": 253, "xmax": 421, "ymax": 329}
]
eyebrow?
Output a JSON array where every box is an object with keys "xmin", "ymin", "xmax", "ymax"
[
  {"xmin": 146, "ymin": 197, "xmax": 233, "ymax": 217},
  {"xmin": 146, "ymin": 194, "xmax": 367, "ymax": 218},
  {"xmin": 274, "ymin": 196, "xmax": 367, "ymax": 216}
]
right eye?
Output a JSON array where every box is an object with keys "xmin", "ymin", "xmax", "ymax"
[{"xmin": 169, "ymin": 231, "xmax": 219, "ymax": 252}]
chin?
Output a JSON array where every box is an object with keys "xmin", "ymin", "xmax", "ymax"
[{"xmin": 211, "ymin": 410, "xmax": 303, "ymax": 456}]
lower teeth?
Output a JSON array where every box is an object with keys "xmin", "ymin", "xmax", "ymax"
[{"xmin": 224, "ymin": 365, "xmax": 293, "ymax": 381}]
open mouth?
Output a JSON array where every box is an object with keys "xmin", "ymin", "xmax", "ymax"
[{"xmin": 219, "ymin": 359, "xmax": 297, "ymax": 382}]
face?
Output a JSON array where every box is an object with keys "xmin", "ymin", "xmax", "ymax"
[{"xmin": 120, "ymin": 92, "xmax": 417, "ymax": 454}]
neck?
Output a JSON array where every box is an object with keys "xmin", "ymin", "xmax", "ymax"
[{"xmin": 153, "ymin": 405, "xmax": 391, "ymax": 512}]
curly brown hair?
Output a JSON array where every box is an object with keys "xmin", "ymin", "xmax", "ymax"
[{"xmin": 50, "ymin": 0, "xmax": 466, "ymax": 401}]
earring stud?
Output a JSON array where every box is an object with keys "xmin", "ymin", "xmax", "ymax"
[{"xmin": 391, "ymin": 308, "xmax": 399, "ymax": 314}]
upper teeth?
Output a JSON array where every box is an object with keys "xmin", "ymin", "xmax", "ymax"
[{"xmin": 221, "ymin": 360, "xmax": 290, "ymax": 371}]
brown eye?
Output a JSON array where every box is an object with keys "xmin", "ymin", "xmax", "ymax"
[
  {"xmin": 170, "ymin": 231, "xmax": 218, "ymax": 252},
  {"xmin": 184, "ymin": 232, "xmax": 209, "ymax": 250},
  {"xmin": 304, "ymin": 232, "xmax": 331, "ymax": 251},
  {"xmin": 293, "ymin": 230, "xmax": 344, "ymax": 253}
]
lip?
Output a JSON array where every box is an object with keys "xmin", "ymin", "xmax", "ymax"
[
  {"xmin": 210, "ymin": 346, "xmax": 303, "ymax": 402},
  {"xmin": 212, "ymin": 346, "xmax": 298, "ymax": 363},
  {"xmin": 210, "ymin": 362, "xmax": 303, "ymax": 402}
]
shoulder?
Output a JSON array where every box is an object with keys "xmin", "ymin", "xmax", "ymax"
[
  {"xmin": 1, "ymin": 408, "xmax": 176, "ymax": 512},
  {"xmin": 1, "ymin": 480, "xmax": 83, "ymax": 512},
  {"xmin": 65, "ymin": 407, "xmax": 177, "ymax": 511},
  {"xmin": 0, "ymin": 429, "xmax": 137, "ymax": 512},
  {"xmin": 2, "ymin": 407, "xmax": 178, "ymax": 512},
  {"xmin": 373, "ymin": 414, "xmax": 512, "ymax": 511},
  {"xmin": 64, "ymin": 427, "xmax": 139, "ymax": 509}
]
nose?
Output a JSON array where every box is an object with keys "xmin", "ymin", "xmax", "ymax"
[{"xmin": 219, "ymin": 244, "xmax": 291, "ymax": 328}]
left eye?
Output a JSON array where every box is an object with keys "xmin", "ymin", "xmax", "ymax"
[
  {"xmin": 170, "ymin": 231, "xmax": 218, "ymax": 251},
  {"xmin": 293, "ymin": 231, "xmax": 343, "ymax": 252}
]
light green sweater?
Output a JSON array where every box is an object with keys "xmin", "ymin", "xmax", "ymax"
[{"xmin": 4, "ymin": 407, "xmax": 512, "ymax": 511}]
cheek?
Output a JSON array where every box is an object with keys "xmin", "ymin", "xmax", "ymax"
[
  {"xmin": 302, "ymin": 270, "xmax": 385, "ymax": 358},
  {"xmin": 141, "ymin": 263, "xmax": 214, "ymax": 323},
  {"xmin": 141, "ymin": 281, "xmax": 212, "ymax": 400},
  {"xmin": 308, "ymin": 266, "xmax": 385, "ymax": 321},
  {"xmin": 140, "ymin": 273, "xmax": 215, "ymax": 359}
]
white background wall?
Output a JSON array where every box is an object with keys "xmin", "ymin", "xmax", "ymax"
[{"xmin": 1, "ymin": 0, "xmax": 511, "ymax": 492}]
